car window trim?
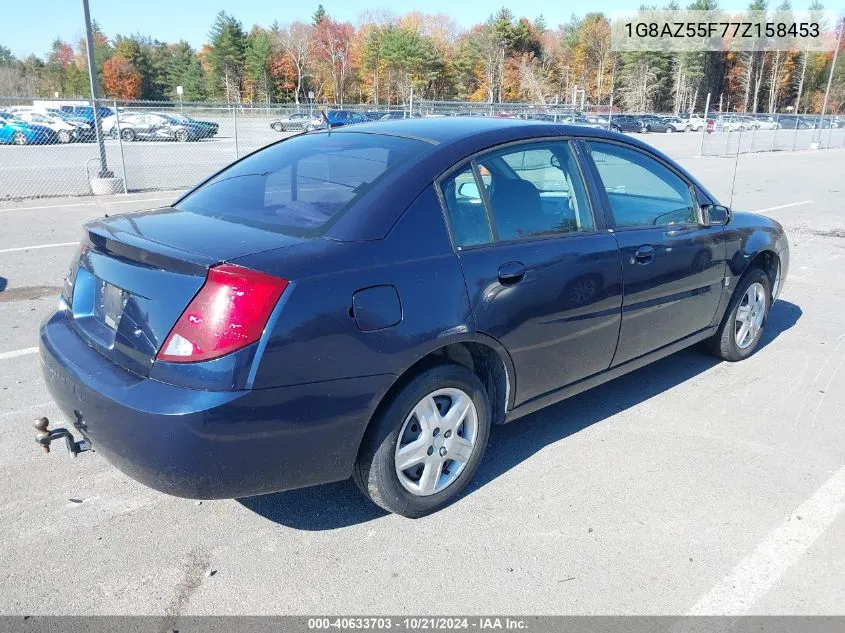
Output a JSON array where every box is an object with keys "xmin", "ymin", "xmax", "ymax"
[
  {"xmin": 579, "ymin": 138, "xmax": 704, "ymax": 231},
  {"xmin": 434, "ymin": 136, "xmax": 603, "ymax": 252}
]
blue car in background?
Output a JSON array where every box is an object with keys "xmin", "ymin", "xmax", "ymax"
[
  {"xmin": 59, "ymin": 104, "xmax": 114, "ymax": 125},
  {"xmin": 309, "ymin": 109, "xmax": 369, "ymax": 130},
  {"xmin": 0, "ymin": 113, "xmax": 58, "ymax": 145}
]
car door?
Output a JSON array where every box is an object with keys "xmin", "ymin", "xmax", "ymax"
[
  {"xmin": 438, "ymin": 139, "xmax": 623, "ymax": 405},
  {"xmin": 582, "ymin": 140, "xmax": 726, "ymax": 365}
]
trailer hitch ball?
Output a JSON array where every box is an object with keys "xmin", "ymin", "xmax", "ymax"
[
  {"xmin": 34, "ymin": 417, "xmax": 91, "ymax": 456},
  {"xmin": 34, "ymin": 417, "xmax": 52, "ymax": 453}
]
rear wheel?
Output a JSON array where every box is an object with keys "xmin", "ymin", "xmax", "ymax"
[
  {"xmin": 708, "ymin": 268, "xmax": 771, "ymax": 361},
  {"xmin": 57, "ymin": 129, "xmax": 71, "ymax": 144},
  {"xmin": 175, "ymin": 128, "xmax": 189, "ymax": 142},
  {"xmin": 271, "ymin": 122, "xmax": 283, "ymax": 132},
  {"xmin": 13, "ymin": 132, "xmax": 28, "ymax": 145},
  {"xmin": 665, "ymin": 127, "xmax": 674, "ymax": 133},
  {"xmin": 353, "ymin": 364, "xmax": 491, "ymax": 518}
]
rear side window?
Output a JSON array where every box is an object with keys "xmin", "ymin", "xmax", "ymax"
[
  {"xmin": 586, "ymin": 141, "xmax": 697, "ymax": 228},
  {"xmin": 176, "ymin": 132, "xmax": 428, "ymax": 237},
  {"xmin": 440, "ymin": 140, "xmax": 593, "ymax": 248}
]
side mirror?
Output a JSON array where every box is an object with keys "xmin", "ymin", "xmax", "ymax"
[
  {"xmin": 458, "ymin": 182, "xmax": 480, "ymax": 199},
  {"xmin": 702, "ymin": 204, "xmax": 731, "ymax": 226}
]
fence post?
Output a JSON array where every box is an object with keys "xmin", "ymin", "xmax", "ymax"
[
  {"xmin": 233, "ymin": 104, "xmax": 239, "ymax": 160},
  {"xmin": 791, "ymin": 119, "xmax": 799, "ymax": 151},
  {"xmin": 113, "ymin": 100, "xmax": 128, "ymax": 194},
  {"xmin": 770, "ymin": 114, "xmax": 778, "ymax": 152},
  {"xmin": 698, "ymin": 92, "xmax": 711, "ymax": 157}
]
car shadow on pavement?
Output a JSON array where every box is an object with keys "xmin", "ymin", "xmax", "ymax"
[{"xmin": 238, "ymin": 300, "xmax": 801, "ymax": 530}]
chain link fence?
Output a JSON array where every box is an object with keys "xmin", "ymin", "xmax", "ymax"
[
  {"xmin": 699, "ymin": 112, "xmax": 845, "ymax": 157},
  {"xmin": 0, "ymin": 96, "xmax": 843, "ymax": 201}
]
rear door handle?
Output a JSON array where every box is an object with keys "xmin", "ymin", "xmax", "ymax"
[
  {"xmin": 633, "ymin": 245, "xmax": 655, "ymax": 265},
  {"xmin": 498, "ymin": 261, "xmax": 526, "ymax": 284}
]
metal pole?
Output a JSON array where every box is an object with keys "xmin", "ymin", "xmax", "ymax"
[
  {"xmin": 729, "ymin": 127, "xmax": 743, "ymax": 207},
  {"xmin": 82, "ymin": 0, "xmax": 110, "ymax": 177},
  {"xmin": 698, "ymin": 92, "xmax": 711, "ymax": 157},
  {"xmin": 232, "ymin": 104, "xmax": 239, "ymax": 160},
  {"xmin": 818, "ymin": 17, "xmax": 843, "ymax": 143},
  {"xmin": 770, "ymin": 114, "xmax": 778, "ymax": 152},
  {"xmin": 113, "ymin": 100, "xmax": 128, "ymax": 194},
  {"xmin": 409, "ymin": 85, "xmax": 413, "ymax": 117}
]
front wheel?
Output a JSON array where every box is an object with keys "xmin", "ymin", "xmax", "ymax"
[
  {"xmin": 13, "ymin": 132, "xmax": 28, "ymax": 145},
  {"xmin": 665, "ymin": 127, "xmax": 674, "ymax": 133},
  {"xmin": 271, "ymin": 122, "xmax": 283, "ymax": 132},
  {"xmin": 175, "ymin": 128, "xmax": 189, "ymax": 142},
  {"xmin": 353, "ymin": 364, "xmax": 491, "ymax": 518},
  {"xmin": 121, "ymin": 128, "xmax": 136, "ymax": 142},
  {"xmin": 57, "ymin": 129, "xmax": 71, "ymax": 144},
  {"xmin": 708, "ymin": 268, "xmax": 771, "ymax": 361}
]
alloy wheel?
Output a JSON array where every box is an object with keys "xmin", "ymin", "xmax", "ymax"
[
  {"xmin": 735, "ymin": 282, "xmax": 766, "ymax": 349},
  {"xmin": 394, "ymin": 388, "xmax": 479, "ymax": 497}
]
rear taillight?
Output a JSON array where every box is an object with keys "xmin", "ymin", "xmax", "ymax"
[
  {"xmin": 157, "ymin": 264, "xmax": 288, "ymax": 363},
  {"xmin": 62, "ymin": 241, "xmax": 89, "ymax": 306}
]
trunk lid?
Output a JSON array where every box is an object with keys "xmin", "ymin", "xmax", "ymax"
[{"xmin": 67, "ymin": 207, "xmax": 308, "ymax": 376}]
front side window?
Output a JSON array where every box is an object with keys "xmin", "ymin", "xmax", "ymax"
[
  {"xmin": 176, "ymin": 132, "xmax": 428, "ymax": 237},
  {"xmin": 587, "ymin": 141, "xmax": 697, "ymax": 228}
]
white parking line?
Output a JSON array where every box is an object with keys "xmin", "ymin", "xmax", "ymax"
[
  {"xmin": 752, "ymin": 200, "xmax": 813, "ymax": 214},
  {"xmin": 0, "ymin": 242, "xmax": 77, "ymax": 254},
  {"xmin": 0, "ymin": 195, "xmax": 177, "ymax": 213},
  {"xmin": 688, "ymin": 465, "xmax": 845, "ymax": 615},
  {"xmin": 0, "ymin": 347, "xmax": 38, "ymax": 361}
]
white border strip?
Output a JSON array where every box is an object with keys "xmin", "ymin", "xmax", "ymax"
[
  {"xmin": 0, "ymin": 347, "xmax": 38, "ymax": 361},
  {"xmin": 0, "ymin": 242, "xmax": 78, "ymax": 254},
  {"xmin": 752, "ymin": 200, "xmax": 813, "ymax": 214},
  {"xmin": 688, "ymin": 465, "xmax": 845, "ymax": 614}
]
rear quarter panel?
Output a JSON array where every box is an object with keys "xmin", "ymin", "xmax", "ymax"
[{"xmin": 234, "ymin": 186, "xmax": 476, "ymax": 389}]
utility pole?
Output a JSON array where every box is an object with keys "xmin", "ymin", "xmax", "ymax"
[
  {"xmin": 819, "ymin": 17, "xmax": 843, "ymax": 138},
  {"xmin": 82, "ymin": 0, "xmax": 111, "ymax": 178}
]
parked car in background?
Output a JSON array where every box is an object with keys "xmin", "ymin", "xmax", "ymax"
[
  {"xmin": 608, "ymin": 115, "xmax": 647, "ymax": 133},
  {"xmin": 8, "ymin": 109, "xmax": 80, "ymax": 143},
  {"xmin": 714, "ymin": 115, "xmax": 757, "ymax": 132},
  {"xmin": 38, "ymin": 118, "xmax": 789, "ymax": 517},
  {"xmin": 560, "ymin": 114, "xmax": 603, "ymax": 129},
  {"xmin": 116, "ymin": 112, "xmax": 208, "ymax": 142},
  {"xmin": 640, "ymin": 115, "xmax": 674, "ymax": 133},
  {"xmin": 752, "ymin": 115, "xmax": 781, "ymax": 130},
  {"xmin": 0, "ymin": 114, "xmax": 58, "ymax": 145},
  {"xmin": 59, "ymin": 105, "xmax": 117, "ymax": 136},
  {"xmin": 679, "ymin": 113, "xmax": 707, "ymax": 131},
  {"xmin": 152, "ymin": 113, "xmax": 219, "ymax": 140},
  {"xmin": 44, "ymin": 109, "xmax": 97, "ymax": 140},
  {"xmin": 773, "ymin": 115, "xmax": 811, "ymax": 130},
  {"xmin": 307, "ymin": 109, "xmax": 370, "ymax": 130},
  {"xmin": 270, "ymin": 112, "xmax": 312, "ymax": 132},
  {"xmin": 661, "ymin": 116, "xmax": 691, "ymax": 132}
]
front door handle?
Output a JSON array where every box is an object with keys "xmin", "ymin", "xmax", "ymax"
[
  {"xmin": 633, "ymin": 245, "xmax": 655, "ymax": 265},
  {"xmin": 498, "ymin": 261, "xmax": 526, "ymax": 284}
]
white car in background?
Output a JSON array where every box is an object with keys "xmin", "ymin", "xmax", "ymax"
[
  {"xmin": 753, "ymin": 115, "xmax": 782, "ymax": 130},
  {"xmin": 683, "ymin": 114, "xmax": 706, "ymax": 131},
  {"xmin": 10, "ymin": 108, "xmax": 80, "ymax": 143},
  {"xmin": 663, "ymin": 116, "xmax": 691, "ymax": 132}
]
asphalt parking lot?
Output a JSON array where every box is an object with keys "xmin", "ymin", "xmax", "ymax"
[{"xmin": 0, "ymin": 145, "xmax": 844, "ymax": 615}]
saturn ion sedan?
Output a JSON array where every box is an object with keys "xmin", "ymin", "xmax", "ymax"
[{"xmin": 38, "ymin": 118, "xmax": 789, "ymax": 517}]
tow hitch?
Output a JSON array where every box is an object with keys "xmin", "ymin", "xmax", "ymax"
[{"xmin": 34, "ymin": 417, "xmax": 91, "ymax": 457}]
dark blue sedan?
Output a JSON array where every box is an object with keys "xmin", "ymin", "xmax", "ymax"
[{"xmin": 37, "ymin": 118, "xmax": 789, "ymax": 517}]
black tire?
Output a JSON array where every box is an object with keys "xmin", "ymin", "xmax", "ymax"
[
  {"xmin": 121, "ymin": 128, "xmax": 136, "ymax": 142},
  {"xmin": 57, "ymin": 129, "xmax": 71, "ymax": 144},
  {"xmin": 708, "ymin": 267, "xmax": 771, "ymax": 362},
  {"xmin": 353, "ymin": 364, "xmax": 491, "ymax": 518},
  {"xmin": 13, "ymin": 132, "xmax": 28, "ymax": 145},
  {"xmin": 272, "ymin": 122, "xmax": 283, "ymax": 132},
  {"xmin": 665, "ymin": 127, "xmax": 674, "ymax": 133},
  {"xmin": 175, "ymin": 128, "xmax": 189, "ymax": 142},
  {"xmin": 611, "ymin": 125, "xmax": 622, "ymax": 133}
]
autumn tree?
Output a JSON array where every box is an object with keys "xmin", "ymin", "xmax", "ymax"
[{"xmin": 103, "ymin": 55, "xmax": 142, "ymax": 99}]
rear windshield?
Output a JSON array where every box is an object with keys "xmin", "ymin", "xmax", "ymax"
[{"xmin": 176, "ymin": 132, "xmax": 428, "ymax": 237}]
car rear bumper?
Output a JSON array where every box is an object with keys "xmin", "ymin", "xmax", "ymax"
[{"xmin": 39, "ymin": 310, "xmax": 393, "ymax": 499}]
